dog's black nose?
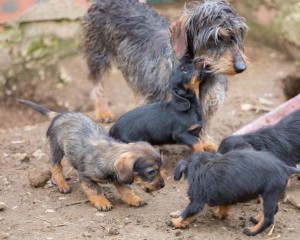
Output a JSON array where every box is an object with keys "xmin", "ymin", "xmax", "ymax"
[
  {"xmin": 234, "ymin": 58, "xmax": 246, "ymax": 74},
  {"xmin": 160, "ymin": 181, "xmax": 165, "ymax": 189}
]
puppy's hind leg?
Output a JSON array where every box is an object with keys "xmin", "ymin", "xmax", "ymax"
[
  {"xmin": 244, "ymin": 192, "xmax": 280, "ymax": 236},
  {"xmin": 167, "ymin": 200, "xmax": 205, "ymax": 229},
  {"xmin": 81, "ymin": 179, "xmax": 113, "ymax": 211},
  {"xmin": 114, "ymin": 182, "xmax": 146, "ymax": 207},
  {"xmin": 50, "ymin": 143, "xmax": 71, "ymax": 194}
]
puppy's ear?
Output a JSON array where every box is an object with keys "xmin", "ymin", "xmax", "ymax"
[
  {"xmin": 172, "ymin": 90, "xmax": 190, "ymax": 111},
  {"xmin": 174, "ymin": 160, "xmax": 188, "ymax": 181},
  {"xmin": 169, "ymin": 16, "xmax": 188, "ymax": 59},
  {"xmin": 114, "ymin": 152, "xmax": 136, "ymax": 184}
]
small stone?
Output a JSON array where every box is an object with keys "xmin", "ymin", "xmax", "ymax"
[
  {"xmin": 94, "ymin": 212, "xmax": 105, "ymax": 217},
  {"xmin": 32, "ymin": 149, "xmax": 45, "ymax": 160},
  {"xmin": 0, "ymin": 202, "xmax": 6, "ymax": 211},
  {"xmin": 107, "ymin": 228, "xmax": 119, "ymax": 236},
  {"xmin": 82, "ymin": 232, "xmax": 91, "ymax": 238},
  {"xmin": 13, "ymin": 153, "xmax": 30, "ymax": 163},
  {"xmin": 170, "ymin": 210, "xmax": 181, "ymax": 218},
  {"xmin": 45, "ymin": 209, "xmax": 56, "ymax": 213},
  {"xmin": 28, "ymin": 168, "xmax": 51, "ymax": 188},
  {"xmin": 175, "ymin": 231, "xmax": 182, "ymax": 236},
  {"xmin": 241, "ymin": 103, "xmax": 253, "ymax": 111}
]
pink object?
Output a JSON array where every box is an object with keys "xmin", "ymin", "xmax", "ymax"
[{"xmin": 234, "ymin": 94, "xmax": 300, "ymax": 135}]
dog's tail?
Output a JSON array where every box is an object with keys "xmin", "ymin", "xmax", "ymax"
[
  {"xmin": 174, "ymin": 160, "xmax": 189, "ymax": 181},
  {"xmin": 17, "ymin": 100, "xmax": 57, "ymax": 120},
  {"xmin": 288, "ymin": 166, "xmax": 300, "ymax": 176}
]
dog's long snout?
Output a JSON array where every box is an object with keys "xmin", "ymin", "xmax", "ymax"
[{"xmin": 233, "ymin": 53, "xmax": 246, "ymax": 74}]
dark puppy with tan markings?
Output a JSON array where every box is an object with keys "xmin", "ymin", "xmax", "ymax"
[
  {"xmin": 18, "ymin": 100, "xmax": 165, "ymax": 211},
  {"xmin": 168, "ymin": 150, "xmax": 300, "ymax": 236},
  {"xmin": 218, "ymin": 109, "xmax": 300, "ymax": 168},
  {"xmin": 109, "ymin": 58, "xmax": 213, "ymax": 152}
]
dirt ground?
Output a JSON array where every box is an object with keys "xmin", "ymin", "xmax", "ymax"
[{"xmin": 1, "ymin": 3, "xmax": 300, "ymax": 240}]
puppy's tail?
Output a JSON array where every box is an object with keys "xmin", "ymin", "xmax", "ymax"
[
  {"xmin": 17, "ymin": 100, "xmax": 57, "ymax": 120},
  {"xmin": 174, "ymin": 160, "xmax": 189, "ymax": 181}
]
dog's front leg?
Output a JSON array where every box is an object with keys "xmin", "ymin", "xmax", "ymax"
[
  {"xmin": 167, "ymin": 200, "xmax": 205, "ymax": 228},
  {"xmin": 175, "ymin": 132, "xmax": 204, "ymax": 151},
  {"xmin": 114, "ymin": 182, "xmax": 146, "ymax": 207},
  {"xmin": 81, "ymin": 179, "xmax": 113, "ymax": 211}
]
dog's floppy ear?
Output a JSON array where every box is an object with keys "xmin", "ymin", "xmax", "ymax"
[
  {"xmin": 172, "ymin": 90, "xmax": 190, "ymax": 111},
  {"xmin": 174, "ymin": 160, "xmax": 188, "ymax": 181},
  {"xmin": 114, "ymin": 152, "xmax": 136, "ymax": 184},
  {"xmin": 169, "ymin": 16, "xmax": 188, "ymax": 59}
]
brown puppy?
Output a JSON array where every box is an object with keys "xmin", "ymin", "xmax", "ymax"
[{"xmin": 18, "ymin": 100, "xmax": 165, "ymax": 211}]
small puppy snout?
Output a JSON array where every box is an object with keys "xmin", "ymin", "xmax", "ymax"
[{"xmin": 160, "ymin": 180, "xmax": 165, "ymax": 189}]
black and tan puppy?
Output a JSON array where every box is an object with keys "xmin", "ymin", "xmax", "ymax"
[
  {"xmin": 218, "ymin": 109, "xmax": 300, "ymax": 168},
  {"xmin": 18, "ymin": 100, "xmax": 165, "ymax": 211},
  {"xmin": 168, "ymin": 150, "xmax": 300, "ymax": 236},
  {"xmin": 109, "ymin": 58, "xmax": 211, "ymax": 152}
]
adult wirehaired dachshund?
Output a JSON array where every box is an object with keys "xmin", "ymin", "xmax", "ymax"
[
  {"xmin": 81, "ymin": 0, "xmax": 248, "ymax": 147},
  {"xmin": 18, "ymin": 100, "xmax": 165, "ymax": 211},
  {"xmin": 168, "ymin": 150, "xmax": 300, "ymax": 236},
  {"xmin": 109, "ymin": 57, "xmax": 216, "ymax": 152}
]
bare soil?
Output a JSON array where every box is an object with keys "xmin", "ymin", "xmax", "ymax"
[{"xmin": 1, "ymin": 3, "xmax": 300, "ymax": 240}]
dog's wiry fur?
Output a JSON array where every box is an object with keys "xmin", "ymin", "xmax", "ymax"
[
  {"xmin": 18, "ymin": 100, "xmax": 165, "ymax": 211},
  {"xmin": 168, "ymin": 150, "xmax": 300, "ymax": 236},
  {"xmin": 218, "ymin": 109, "xmax": 300, "ymax": 168},
  {"xmin": 81, "ymin": 0, "xmax": 247, "ymax": 139}
]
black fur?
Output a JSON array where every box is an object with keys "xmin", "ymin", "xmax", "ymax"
[
  {"xmin": 171, "ymin": 150, "xmax": 300, "ymax": 235},
  {"xmin": 218, "ymin": 109, "xmax": 300, "ymax": 167},
  {"xmin": 109, "ymin": 58, "xmax": 203, "ymax": 150}
]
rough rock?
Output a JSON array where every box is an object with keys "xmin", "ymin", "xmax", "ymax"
[{"xmin": 28, "ymin": 168, "xmax": 51, "ymax": 188}]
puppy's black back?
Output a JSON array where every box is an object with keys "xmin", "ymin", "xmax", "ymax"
[
  {"xmin": 185, "ymin": 150, "xmax": 289, "ymax": 206},
  {"xmin": 219, "ymin": 109, "xmax": 300, "ymax": 166},
  {"xmin": 109, "ymin": 59, "xmax": 202, "ymax": 145}
]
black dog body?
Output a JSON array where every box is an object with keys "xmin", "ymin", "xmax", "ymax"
[
  {"xmin": 109, "ymin": 59, "xmax": 204, "ymax": 151},
  {"xmin": 170, "ymin": 150, "xmax": 300, "ymax": 235},
  {"xmin": 218, "ymin": 109, "xmax": 300, "ymax": 167}
]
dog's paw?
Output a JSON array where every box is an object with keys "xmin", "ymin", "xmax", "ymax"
[
  {"xmin": 126, "ymin": 195, "xmax": 147, "ymax": 207},
  {"xmin": 57, "ymin": 183, "xmax": 71, "ymax": 194},
  {"xmin": 243, "ymin": 228, "xmax": 258, "ymax": 236},
  {"xmin": 95, "ymin": 201, "xmax": 113, "ymax": 212},
  {"xmin": 166, "ymin": 217, "xmax": 188, "ymax": 229},
  {"xmin": 94, "ymin": 109, "xmax": 114, "ymax": 123}
]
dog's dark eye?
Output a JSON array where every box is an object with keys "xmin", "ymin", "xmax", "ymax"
[
  {"xmin": 180, "ymin": 66, "xmax": 187, "ymax": 73},
  {"xmin": 146, "ymin": 169, "xmax": 156, "ymax": 176}
]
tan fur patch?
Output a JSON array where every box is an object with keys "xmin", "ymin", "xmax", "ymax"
[
  {"xmin": 184, "ymin": 75, "xmax": 200, "ymax": 99},
  {"xmin": 214, "ymin": 205, "xmax": 232, "ymax": 219},
  {"xmin": 248, "ymin": 213, "xmax": 265, "ymax": 234},
  {"xmin": 192, "ymin": 141, "xmax": 204, "ymax": 152},
  {"xmin": 52, "ymin": 164, "xmax": 70, "ymax": 193},
  {"xmin": 82, "ymin": 183, "xmax": 112, "ymax": 211},
  {"xmin": 114, "ymin": 183, "xmax": 145, "ymax": 207},
  {"xmin": 171, "ymin": 216, "xmax": 195, "ymax": 228}
]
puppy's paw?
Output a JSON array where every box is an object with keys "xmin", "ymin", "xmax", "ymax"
[
  {"xmin": 125, "ymin": 195, "xmax": 147, "ymax": 207},
  {"xmin": 94, "ymin": 200, "xmax": 113, "ymax": 212},
  {"xmin": 129, "ymin": 196, "xmax": 147, "ymax": 207},
  {"xmin": 94, "ymin": 109, "xmax": 114, "ymax": 123},
  {"xmin": 166, "ymin": 217, "xmax": 188, "ymax": 229},
  {"xmin": 243, "ymin": 228, "xmax": 258, "ymax": 236},
  {"xmin": 57, "ymin": 183, "xmax": 71, "ymax": 194},
  {"xmin": 203, "ymin": 141, "xmax": 217, "ymax": 153}
]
